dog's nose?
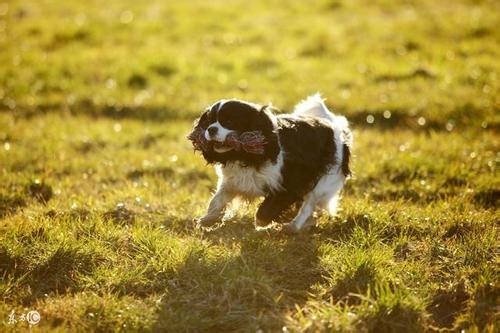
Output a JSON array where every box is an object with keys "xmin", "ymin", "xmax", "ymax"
[{"xmin": 207, "ymin": 126, "xmax": 218, "ymax": 137}]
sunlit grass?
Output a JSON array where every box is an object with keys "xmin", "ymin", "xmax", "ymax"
[{"xmin": 0, "ymin": 0, "xmax": 498, "ymax": 332}]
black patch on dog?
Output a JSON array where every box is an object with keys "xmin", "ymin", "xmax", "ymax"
[
  {"xmin": 278, "ymin": 116, "xmax": 336, "ymax": 197},
  {"xmin": 193, "ymin": 100, "xmax": 280, "ymax": 167},
  {"xmin": 256, "ymin": 192, "xmax": 301, "ymax": 225},
  {"xmin": 342, "ymin": 143, "xmax": 351, "ymax": 177},
  {"xmin": 341, "ymin": 129, "xmax": 352, "ymax": 178},
  {"xmin": 256, "ymin": 116, "xmax": 337, "ymax": 224}
]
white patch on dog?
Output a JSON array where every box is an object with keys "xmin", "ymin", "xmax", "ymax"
[
  {"xmin": 205, "ymin": 121, "xmax": 234, "ymax": 142},
  {"xmin": 204, "ymin": 99, "xmax": 234, "ymax": 146},
  {"xmin": 216, "ymin": 149, "xmax": 284, "ymax": 198}
]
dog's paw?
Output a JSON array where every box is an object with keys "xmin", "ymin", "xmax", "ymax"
[
  {"xmin": 254, "ymin": 217, "xmax": 272, "ymax": 228},
  {"xmin": 195, "ymin": 215, "xmax": 220, "ymax": 228},
  {"xmin": 282, "ymin": 222, "xmax": 300, "ymax": 234},
  {"xmin": 282, "ymin": 216, "xmax": 317, "ymax": 234},
  {"xmin": 303, "ymin": 216, "xmax": 317, "ymax": 229}
]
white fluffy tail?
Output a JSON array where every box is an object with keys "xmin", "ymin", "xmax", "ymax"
[
  {"xmin": 293, "ymin": 93, "xmax": 348, "ymax": 130},
  {"xmin": 293, "ymin": 93, "xmax": 334, "ymax": 120}
]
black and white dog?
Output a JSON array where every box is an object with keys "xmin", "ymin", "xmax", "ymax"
[{"xmin": 192, "ymin": 94, "xmax": 352, "ymax": 233}]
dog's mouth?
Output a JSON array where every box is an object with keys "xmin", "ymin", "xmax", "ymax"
[{"xmin": 211, "ymin": 140, "xmax": 233, "ymax": 153}]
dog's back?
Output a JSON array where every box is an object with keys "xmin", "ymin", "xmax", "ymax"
[{"xmin": 293, "ymin": 93, "xmax": 352, "ymax": 176}]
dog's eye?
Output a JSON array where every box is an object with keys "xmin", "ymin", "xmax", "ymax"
[{"xmin": 224, "ymin": 119, "xmax": 235, "ymax": 127}]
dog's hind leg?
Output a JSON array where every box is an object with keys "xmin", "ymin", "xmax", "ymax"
[
  {"xmin": 284, "ymin": 170, "xmax": 346, "ymax": 233},
  {"xmin": 255, "ymin": 192, "xmax": 298, "ymax": 228},
  {"xmin": 283, "ymin": 193, "xmax": 317, "ymax": 233},
  {"xmin": 316, "ymin": 170, "xmax": 346, "ymax": 217}
]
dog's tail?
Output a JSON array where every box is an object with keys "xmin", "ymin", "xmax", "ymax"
[
  {"xmin": 293, "ymin": 93, "xmax": 348, "ymax": 128},
  {"xmin": 293, "ymin": 93, "xmax": 331, "ymax": 118}
]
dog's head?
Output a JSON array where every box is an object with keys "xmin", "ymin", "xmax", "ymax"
[{"xmin": 190, "ymin": 99, "xmax": 280, "ymax": 166}]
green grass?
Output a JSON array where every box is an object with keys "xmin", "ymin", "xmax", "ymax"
[{"xmin": 0, "ymin": 0, "xmax": 498, "ymax": 331}]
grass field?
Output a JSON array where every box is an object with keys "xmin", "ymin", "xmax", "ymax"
[{"xmin": 0, "ymin": 0, "xmax": 498, "ymax": 331}]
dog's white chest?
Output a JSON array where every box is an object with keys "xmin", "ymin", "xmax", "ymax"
[{"xmin": 216, "ymin": 155, "xmax": 283, "ymax": 197}]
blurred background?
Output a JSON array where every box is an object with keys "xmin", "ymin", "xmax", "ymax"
[{"xmin": 1, "ymin": 0, "xmax": 498, "ymax": 128}]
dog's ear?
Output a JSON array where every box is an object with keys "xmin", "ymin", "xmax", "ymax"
[
  {"xmin": 192, "ymin": 107, "xmax": 209, "ymax": 130},
  {"xmin": 255, "ymin": 105, "xmax": 280, "ymax": 161},
  {"xmin": 193, "ymin": 103, "xmax": 216, "ymax": 131},
  {"xmin": 194, "ymin": 100, "xmax": 222, "ymax": 130},
  {"xmin": 256, "ymin": 105, "xmax": 277, "ymax": 133}
]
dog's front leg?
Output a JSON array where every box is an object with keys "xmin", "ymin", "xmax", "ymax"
[{"xmin": 197, "ymin": 188, "xmax": 235, "ymax": 227}]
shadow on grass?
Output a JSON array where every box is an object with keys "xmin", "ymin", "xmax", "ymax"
[
  {"xmin": 1, "ymin": 245, "xmax": 103, "ymax": 305},
  {"xmin": 154, "ymin": 214, "xmax": 432, "ymax": 331},
  {"xmin": 427, "ymin": 282, "xmax": 469, "ymax": 329},
  {"xmin": 373, "ymin": 67, "xmax": 436, "ymax": 82},
  {"xmin": 473, "ymin": 189, "xmax": 499, "ymax": 209},
  {"xmin": 335, "ymin": 104, "xmax": 498, "ymax": 132},
  {"xmin": 3, "ymin": 100, "xmax": 498, "ymax": 133},
  {"xmin": 0, "ymin": 100, "xmax": 191, "ymax": 122},
  {"xmin": 0, "ymin": 245, "xmax": 25, "ymax": 276},
  {"xmin": 154, "ymin": 220, "xmax": 324, "ymax": 331},
  {"xmin": 0, "ymin": 194, "xmax": 26, "ymax": 218}
]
